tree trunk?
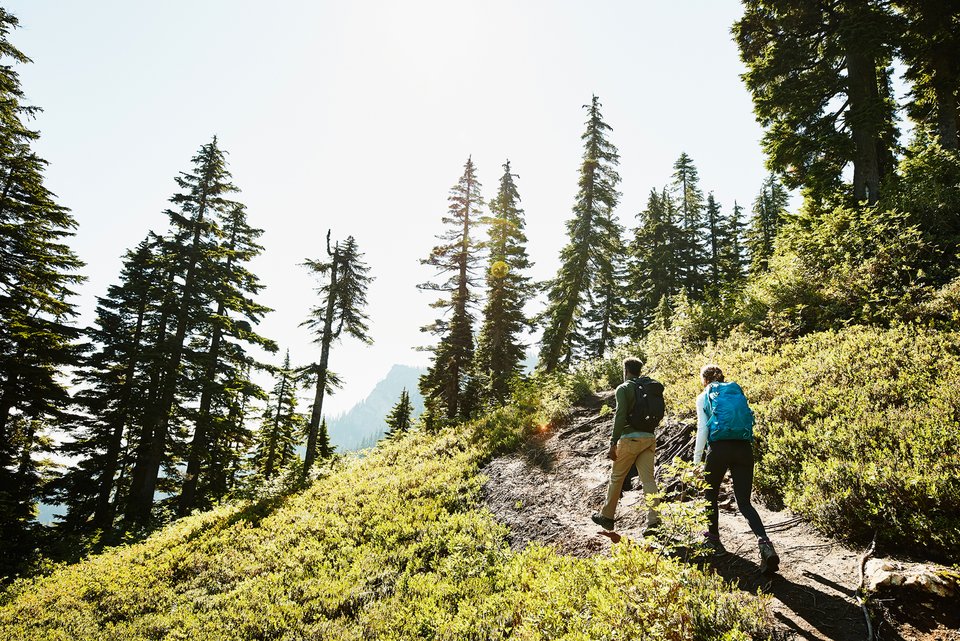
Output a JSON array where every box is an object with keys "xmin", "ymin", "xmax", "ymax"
[
  {"xmin": 303, "ymin": 248, "xmax": 340, "ymax": 478},
  {"xmin": 844, "ymin": 47, "xmax": 883, "ymax": 204}
]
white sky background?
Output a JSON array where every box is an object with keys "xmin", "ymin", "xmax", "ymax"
[{"xmin": 9, "ymin": 1, "xmax": 774, "ymax": 415}]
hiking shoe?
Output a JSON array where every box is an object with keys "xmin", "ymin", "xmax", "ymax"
[
  {"xmin": 758, "ymin": 539, "xmax": 780, "ymax": 574},
  {"xmin": 591, "ymin": 513, "xmax": 615, "ymax": 530},
  {"xmin": 702, "ymin": 534, "xmax": 727, "ymax": 556}
]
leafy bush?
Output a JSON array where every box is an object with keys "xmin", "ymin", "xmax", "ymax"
[
  {"xmin": 0, "ymin": 398, "xmax": 771, "ymax": 640},
  {"xmin": 635, "ymin": 324, "xmax": 960, "ymax": 560}
]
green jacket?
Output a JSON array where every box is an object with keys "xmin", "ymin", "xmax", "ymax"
[{"xmin": 610, "ymin": 377, "xmax": 656, "ymax": 446}]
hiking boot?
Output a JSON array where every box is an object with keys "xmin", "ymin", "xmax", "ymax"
[
  {"xmin": 758, "ymin": 539, "xmax": 780, "ymax": 574},
  {"xmin": 702, "ymin": 533, "xmax": 727, "ymax": 556},
  {"xmin": 591, "ymin": 513, "xmax": 615, "ymax": 530}
]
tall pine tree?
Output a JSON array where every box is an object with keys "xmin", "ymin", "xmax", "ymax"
[
  {"xmin": 539, "ymin": 96, "xmax": 622, "ymax": 371},
  {"xmin": 734, "ymin": 0, "xmax": 899, "ymax": 203},
  {"xmin": 253, "ymin": 350, "xmax": 302, "ymax": 480},
  {"xmin": 0, "ymin": 9, "xmax": 85, "ymax": 570},
  {"xmin": 671, "ymin": 153, "xmax": 707, "ymax": 297},
  {"xmin": 384, "ymin": 389, "xmax": 414, "ymax": 439},
  {"xmin": 418, "ymin": 157, "xmax": 484, "ymax": 422},
  {"xmin": 475, "ymin": 160, "xmax": 533, "ymax": 406},
  {"xmin": 302, "ymin": 234, "xmax": 372, "ymax": 477},
  {"xmin": 747, "ymin": 174, "xmax": 791, "ymax": 273}
]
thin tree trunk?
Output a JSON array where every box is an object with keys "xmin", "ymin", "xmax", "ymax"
[
  {"xmin": 303, "ymin": 248, "xmax": 340, "ymax": 478},
  {"xmin": 845, "ymin": 47, "xmax": 883, "ymax": 204}
]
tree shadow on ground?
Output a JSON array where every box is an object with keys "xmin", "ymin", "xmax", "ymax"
[{"xmin": 704, "ymin": 552, "xmax": 867, "ymax": 641}]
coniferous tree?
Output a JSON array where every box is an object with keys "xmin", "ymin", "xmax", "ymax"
[
  {"xmin": 178, "ymin": 199, "xmax": 275, "ymax": 515},
  {"xmin": 626, "ymin": 188, "xmax": 684, "ymax": 337},
  {"xmin": 671, "ymin": 153, "xmax": 707, "ymax": 296},
  {"xmin": 302, "ymin": 234, "xmax": 372, "ymax": 478},
  {"xmin": 475, "ymin": 161, "xmax": 533, "ymax": 406},
  {"xmin": 418, "ymin": 157, "xmax": 484, "ymax": 421},
  {"xmin": 53, "ymin": 238, "xmax": 163, "ymax": 532},
  {"xmin": 124, "ymin": 137, "xmax": 242, "ymax": 525},
  {"xmin": 704, "ymin": 192, "xmax": 724, "ymax": 288},
  {"xmin": 582, "ymin": 212, "xmax": 627, "ymax": 358},
  {"xmin": 315, "ymin": 418, "xmax": 334, "ymax": 462},
  {"xmin": 734, "ymin": 0, "xmax": 899, "ymax": 203},
  {"xmin": 718, "ymin": 201, "xmax": 748, "ymax": 286},
  {"xmin": 384, "ymin": 389, "xmax": 413, "ymax": 439},
  {"xmin": 747, "ymin": 175, "xmax": 791, "ymax": 273},
  {"xmin": 253, "ymin": 350, "xmax": 302, "ymax": 480},
  {"xmin": 0, "ymin": 9, "xmax": 85, "ymax": 568},
  {"xmin": 539, "ymin": 96, "xmax": 622, "ymax": 371},
  {"xmin": 894, "ymin": 1, "xmax": 960, "ymax": 151}
]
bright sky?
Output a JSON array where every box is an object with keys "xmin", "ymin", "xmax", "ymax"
[{"xmin": 9, "ymin": 1, "xmax": 772, "ymax": 415}]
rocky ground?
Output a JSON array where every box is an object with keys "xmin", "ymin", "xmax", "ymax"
[{"xmin": 481, "ymin": 392, "xmax": 958, "ymax": 641}]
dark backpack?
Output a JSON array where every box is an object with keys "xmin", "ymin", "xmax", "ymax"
[{"xmin": 626, "ymin": 377, "xmax": 665, "ymax": 432}]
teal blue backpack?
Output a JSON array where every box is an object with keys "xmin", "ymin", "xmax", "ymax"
[{"xmin": 706, "ymin": 382, "xmax": 754, "ymax": 442}]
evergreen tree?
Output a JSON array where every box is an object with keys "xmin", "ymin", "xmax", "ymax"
[
  {"xmin": 704, "ymin": 192, "xmax": 724, "ymax": 287},
  {"xmin": 178, "ymin": 199, "xmax": 275, "ymax": 515},
  {"xmin": 0, "ymin": 9, "xmax": 85, "ymax": 570},
  {"xmin": 582, "ymin": 212, "xmax": 627, "ymax": 358},
  {"xmin": 718, "ymin": 200, "xmax": 748, "ymax": 286},
  {"xmin": 384, "ymin": 389, "xmax": 414, "ymax": 438},
  {"xmin": 671, "ymin": 153, "xmax": 707, "ymax": 296},
  {"xmin": 747, "ymin": 174, "xmax": 791, "ymax": 273},
  {"xmin": 894, "ymin": 1, "xmax": 960, "ymax": 150},
  {"xmin": 539, "ymin": 96, "xmax": 622, "ymax": 371},
  {"xmin": 475, "ymin": 161, "xmax": 533, "ymax": 406},
  {"xmin": 734, "ymin": 0, "xmax": 899, "ymax": 204},
  {"xmin": 315, "ymin": 418, "xmax": 334, "ymax": 462},
  {"xmin": 54, "ymin": 238, "xmax": 162, "ymax": 531},
  {"xmin": 418, "ymin": 157, "xmax": 484, "ymax": 421},
  {"xmin": 253, "ymin": 350, "xmax": 302, "ymax": 480},
  {"xmin": 302, "ymin": 233, "xmax": 372, "ymax": 478},
  {"xmin": 626, "ymin": 188, "xmax": 684, "ymax": 337},
  {"xmin": 124, "ymin": 137, "xmax": 240, "ymax": 525}
]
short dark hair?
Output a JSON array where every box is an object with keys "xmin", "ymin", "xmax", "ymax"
[
  {"xmin": 700, "ymin": 364, "xmax": 724, "ymax": 384},
  {"xmin": 623, "ymin": 357, "xmax": 643, "ymax": 377}
]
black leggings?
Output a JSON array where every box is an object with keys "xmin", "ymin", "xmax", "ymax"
[{"xmin": 704, "ymin": 440, "xmax": 768, "ymax": 539}]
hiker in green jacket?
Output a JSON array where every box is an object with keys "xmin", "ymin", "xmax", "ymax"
[{"xmin": 591, "ymin": 357, "xmax": 664, "ymax": 534}]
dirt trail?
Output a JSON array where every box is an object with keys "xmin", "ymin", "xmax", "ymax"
[{"xmin": 481, "ymin": 392, "xmax": 958, "ymax": 641}]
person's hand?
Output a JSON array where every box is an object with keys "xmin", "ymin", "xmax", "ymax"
[{"xmin": 607, "ymin": 445, "xmax": 618, "ymax": 461}]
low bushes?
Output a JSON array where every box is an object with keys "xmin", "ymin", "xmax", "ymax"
[{"xmin": 0, "ymin": 389, "xmax": 771, "ymax": 640}]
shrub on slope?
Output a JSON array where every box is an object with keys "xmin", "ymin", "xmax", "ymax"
[
  {"xmin": 0, "ymin": 403, "xmax": 770, "ymax": 640},
  {"xmin": 588, "ymin": 325, "xmax": 960, "ymax": 561}
]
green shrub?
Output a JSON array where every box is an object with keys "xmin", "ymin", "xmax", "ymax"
[{"xmin": 637, "ymin": 324, "xmax": 960, "ymax": 560}]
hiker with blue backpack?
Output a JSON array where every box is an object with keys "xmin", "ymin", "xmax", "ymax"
[
  {"xmin": 693, "ymin": 364, "xmax": 780, "ymax": 574},
  {"xmin": 591, "ymin": 357, "xmax": 664, "ymax": 534}
]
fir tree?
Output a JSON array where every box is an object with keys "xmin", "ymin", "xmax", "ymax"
[
  {"xmin": 384, "ymin": 389, "xmax": 413, "ymax": 438},
  {"xmin": 747, "ymin": 175, "xmax": 790, "ymax": 273},
  {"xmin": 539, "ymin": 96, "xmax": 622, "ymax": 371},
  {"xmin": 124, "ymin": 137, "xmax": 240, "ymax": 525},
  {"xmin": 418, "ymin": 157, "xmax": 484, "ymax": 422},
  {"xmin": 0, "ymin": 9, "xmax": 85, "ymax": 569},
  {"xmin": 671, "ymin": 153, "xmax": 707, "ymax": 296},
  {"xmin": 302, "ymin": 233, "xmax": 372, "ymax": 478},
  {"xmin": 626, "ymin": 188, "xmax": 684, "ymax": 337},
  {"xmin": 315, "ymin": 418, "xmax": 334, "ymax": 462},
  {"xmin": 178, "ymin": 199, "xmax": 275, "ymax": 515},
  {"xmin": 894, "ymin": 1, "xmax": 960, "ymax": 150},
  {"xmin": 254, "ymin": 351, "xmax": 302, "ymax": 480},
  {"xmin": 704, "ymin": 192, "xmax": 724, "ymax": 288},
  {"xmin": 54, "ymin": 238, "xmax": 162, "ymax": 532},
  {"xmin": 718, "ymin": 201, "xmax": 748, "ymax": 286},
  {"xmin": 475, "ymin": 161, "xmax": 533, "ymax": 406},
  {"xmin": 734, "ymin": 0, "xmax": 899, "ymax": 203}
]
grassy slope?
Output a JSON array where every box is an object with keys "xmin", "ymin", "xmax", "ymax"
[
  {"xmin": 0, "ymin": 423, "xmax": 768, "ymax": 640},
  {"xmin": 628, "ymin": 324, "xmax": 960, "ymax": 560}
]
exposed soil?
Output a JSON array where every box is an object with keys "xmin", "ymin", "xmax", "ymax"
[{"xmin": 481, "ymin": 392, "xmax": 958, "ymax": 641}]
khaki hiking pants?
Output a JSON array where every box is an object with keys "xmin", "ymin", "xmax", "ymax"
[{"xmin": 600, "ymin": 436, "xmax": 660, "ymax": 526}]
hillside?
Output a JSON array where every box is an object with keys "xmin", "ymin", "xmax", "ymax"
[
  {"xmin": 3, "ymin": 325, "xmax": 958, "ymax": 640},
  {"xmin": 483, "ymin": 392, "xmax": 959, "ymax": 641}
]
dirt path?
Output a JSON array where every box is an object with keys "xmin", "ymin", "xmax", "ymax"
[{"xmin": 481, "ymin": 392, "xmax": 956, "ymax": 641}]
